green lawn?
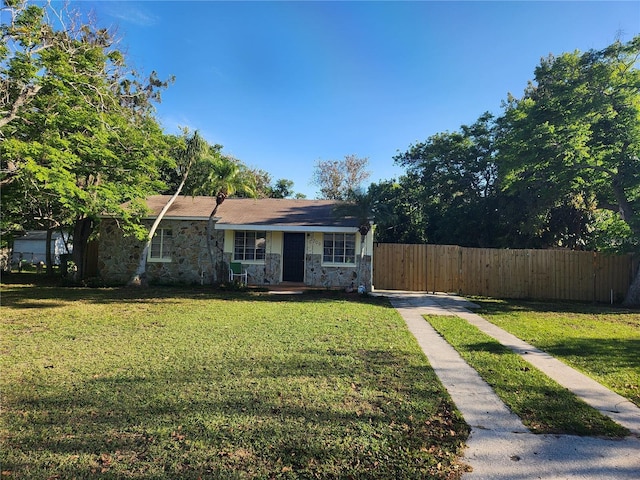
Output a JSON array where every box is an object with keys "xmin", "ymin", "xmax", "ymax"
[
  {"xmin": 0, "ymin": 283, "xmax": 469, "ymax": 479},
  {"xmin": 472, "ymin": 299, "xmax": 640, "ymax": 408},
  {"xmin": 425, "ymin": 315, "xmax": 628, "ymax": 436}
]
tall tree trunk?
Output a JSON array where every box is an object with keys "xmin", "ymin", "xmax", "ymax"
[
  {"xmin": 59, "ymin": 228, "xmax": 71, "ymax": 254},
  {"xmin": 206, "ymin": 211, "xmax": 217, "ymax": 284},
  {"xmin": 612, "ymin": 174, "xmax": 636, "ymax": 227},
  {"xmin": 72, "ymin": 217, "xmax": 94, "ymax": 282},
  {"xmin": 206, "ymin": 192, "xmax": 226, "ymax": 284},
  {"xmin": 45, "ymin": 228, "xmax": 53, "ymax": 276},
  {"xmin": 128, "ymin": 178, "xmax": 188, "ymax": 287},
  {"xmin": 128, "ymin": 130, "xmax": 203, "ymax": 286},
  {"xmin": 610, "ymin": 173, "xmax": 640, "ymax": 306}
]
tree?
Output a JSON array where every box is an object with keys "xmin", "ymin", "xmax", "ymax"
[
  {"xmin": 0, "ymin": 0, "xmax": 46, "ymax": 132},
  {"xmin": 497, "ymin": 36, "xmax": 640, "ymax": 303},
  {"xmin": 366, "ymin": 177, "xmax": 428, "ymax": 243},
  {"xmin": 129, "ymin": 130, "xmax": 207, "ymax": 286},
  {"xmin": 333, "ymin": 186, "xmax": 394, "ymax": 237},
  {"xmin": 270, "ymin": 178, "xmax": 295, "ymax": 199},
  {"xmin": 235, "ymin": 167, "xmax": 300, "ymax": 199},
  {"xmin": 235, "ymin": 165, "xmax": 272, "ymax": 198},
  {"xmin": 1, "ymin": 0, "xmax": 172, "ymax": 280},
  {"xmin": 189, "ymin": 155, "xmax": 256, "ymax": 282},
  {"xmin": 311, "ymin": 154, "xmax": 370, "ymax": 200},
  {"xmin": 332, "ymin": 186, "xmax": 394, "ymax": 288},
  {"xmin": 393, "ymin": 113, "xmax": 503, "ymax": 246}
]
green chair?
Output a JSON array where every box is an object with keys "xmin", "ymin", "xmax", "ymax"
[{"xmin": 229, "ymin": 262, "xmax": 248, "ymax": 284}]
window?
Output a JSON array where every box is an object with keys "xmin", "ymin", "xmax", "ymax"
[
  {"xmin": 148, "ymin": 228, "xmax": 172, "ymax": 262},
  {"xmin": 234, "ymin": 231, "xmax": 266, "ymax": 261},
  {"xmin": 323, "ymin": 233, "xmax": 356, "ymax": 264}
]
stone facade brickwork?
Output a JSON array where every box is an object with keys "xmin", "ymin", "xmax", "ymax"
[
  {"xmin": 98, "ymin": 219, "xmax": 372, "ymax": 289},
  {"xmin": 98, "ymin": 219, "xmax": 223, "ymax": 285},
  {"xmin": 223, "ymin": 252, "xmax": 282, "ymax": 286},
  {"xmin": 305, "ymin": 253, "xmax": 372, "ymax": 290}
]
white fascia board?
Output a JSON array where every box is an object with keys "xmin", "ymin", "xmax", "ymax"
[{"xmin": 214, "ymin": 224, "xmax": 358, "ymax": 233}]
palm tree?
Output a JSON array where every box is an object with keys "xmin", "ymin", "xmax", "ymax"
[
  {"xmin": 333, "ymin": 188, "xmax": 395, "ymax": 289},
  {"xmin": 129, "ymin": 130, "xmax": 207, "ymax": 286},
  {"xmin": 191, "ymin": 156, "xmax": 256, "ymax": 283},
  {"xmin": 333, "ymin": 188, "xmax": 394, "ymax": 238}
]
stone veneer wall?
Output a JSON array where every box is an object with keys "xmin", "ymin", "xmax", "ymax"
[
  {"xmin": 98, "ymin": 219, "xmax": 223, "ymax": 285},
  {"xmin": 221, "ymin": 251, "xmax": 282, "ymax": 286},
  {"xmin": 99, "ymin": 220, "xmax": 373, "ymax": 288},
  {"xmin": 222, "ymin": 251, "xmax": 370, "ymax": 289},
  {"xmin": 303, "ymin": 232, "xmax": 372, "ymax": 290},
  {"xmin": 223, "ymin": 245, "xmax": 370, "ymax": 289},
  {"xmin": 305, "ymin": 253, "xmax": 372, "ymax": 290}
]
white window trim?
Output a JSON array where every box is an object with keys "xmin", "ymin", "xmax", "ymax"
[
  {"xmin": 233, "ymin": 231, "xmax": 266, "ymax": 264},
  {"xmin": 148, "ymin": 228, "xmax": 173, "ymax": 263},
  {"xmin": 322, "ymin": 233, "xmax": 356, "ymax": 266}
]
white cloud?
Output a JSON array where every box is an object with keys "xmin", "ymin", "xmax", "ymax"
[{"xmin": 103, "ymin": 2, "xmax": 158, "ymax": 27}]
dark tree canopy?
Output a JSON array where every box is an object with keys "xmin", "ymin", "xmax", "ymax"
[
  {"xmin": 391, "ymin": 113, "xmax": 503, "ymax": 247},
  {"xmin": 498, "ymin": 35, "xmax": 640, "ymax": 252},
  {"xmin": 381, "ymin": 35, "xmax": 640, "ymax": 302},
  {"xmin": 383, "ymin": 36, "xmax": 639, "ymax": 254}
]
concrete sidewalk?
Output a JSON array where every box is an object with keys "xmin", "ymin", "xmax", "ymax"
[{"xmin": 374, "ymin": 290, "xmax": 640, "ymax": 480}]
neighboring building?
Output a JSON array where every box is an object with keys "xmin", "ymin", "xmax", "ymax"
[
  {"xmin": 98, "ymin": 196, "xmax": 374, "ymax": 289},
  {"xmin": 11, "ymin": 231, "xmax": 72, "ymax": 266}
]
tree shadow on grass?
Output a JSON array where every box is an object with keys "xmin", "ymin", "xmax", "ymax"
[
  {"xmin": 453, "ymin": 340, "xmax": 630, "ymax": 436},
  {"xmin": 0, "ymin": 282, "xmax": 392, "ymax": 310},
  {"xmin": 473, "ymin": 297, "xmax": 640, "ymax": 315},
  {"xmin": 3, "ymin": 347, "xmax": 469, "ymax": 479},
  {"xmin": 463, "ymin": 340, "xmax": 512, "ymax": 355},
  {"xmin": 541, "ymin": 337, "xmax": 640, "ymax": 369}
]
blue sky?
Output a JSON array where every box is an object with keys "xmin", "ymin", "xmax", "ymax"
[{"xmin": 81, "ymin": 1, "xmax": 639, "ymax": 198}]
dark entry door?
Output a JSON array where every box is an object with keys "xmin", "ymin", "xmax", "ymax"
[{"xmin": 282, "ymin": 233, "xmax": 305, "ymax": 282}]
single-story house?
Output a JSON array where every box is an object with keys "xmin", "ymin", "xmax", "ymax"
[
  {"xmin": 98, "ymin": 196, "xmax": 374, "ymax": 289},
  {"xmin": 11, "ymin": 230, "xmax": 72, "ymax": 266}
]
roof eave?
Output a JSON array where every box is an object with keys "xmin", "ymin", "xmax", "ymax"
[{"xmin": 214, "ymin": 224, "xmax": 359, "ymax": 233}]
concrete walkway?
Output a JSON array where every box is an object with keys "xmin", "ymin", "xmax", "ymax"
[{"xmin": 373, "ymin": 290, "xmax": 640, "ymax": 479}]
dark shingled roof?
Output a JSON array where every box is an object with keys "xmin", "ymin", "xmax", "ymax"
[{"xmin": 142, "ymin": 196, "xmax": 359, "ymax": 229}]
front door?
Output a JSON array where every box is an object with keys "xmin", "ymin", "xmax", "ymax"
[{"xmin": 282, "ymin": 233, "xmax": 305, "ymax": 282}]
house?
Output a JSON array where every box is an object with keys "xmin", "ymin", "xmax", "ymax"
[
  {"xmin": 11, "ymin": 230, "xmax": 72, "ymax": 267},
  {"xmin": 97, "ymin": 196, "xmax": 374, "ymax": 289}
]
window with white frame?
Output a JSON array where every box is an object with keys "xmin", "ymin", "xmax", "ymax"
[
  {"xmin": 323, "ymin": 233, "xmax": 356, "ymax": 264},
  {"xmin": 148, "ymin": 228, "xmax": 173, "ymax": 262},
  {"xmin": 234, "ymin": 231, "xmax": 266, "ymax": 261}
]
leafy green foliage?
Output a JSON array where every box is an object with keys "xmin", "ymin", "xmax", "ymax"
[
  {"xmin": 382, "ymin": 36, "xmax": 639, "ymax": 255},
  {"xmin": 368, "ymin": 177, "xmax": 429, "ymax": 243},
  {"xmin": 389, "ymin": 113, "xmax": 503, "ymax": 246},
  {"xmin": 1, "ymin": 0, "xmax": 173, "ymax": 278},
  {"xmin": 498, "ymin": 36, "xmax": 640, "ymax": 249},
  {"xmin": 270, "ymin": 178, "xmax": 297, "ymax": 198},
  {"xmin": 187, "ymin": 154, "xmax": 255, "ymax": 200}
]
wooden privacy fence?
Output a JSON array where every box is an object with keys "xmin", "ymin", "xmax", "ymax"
[{"xmin": 373, "ymin": 243, "xmax": 638, "ymax": 303}]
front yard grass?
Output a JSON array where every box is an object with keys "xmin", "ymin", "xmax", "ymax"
[
  {"xmin": 425, "ymin": 315, "xmax": 629, "ymax": 437},
  {"xmin": 473, "ymin": 299, "xmax": 640, "ymax": 408},
  {"xmin": 0, "ymin": 284, "xmax": 469, "ymax": 479}
]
